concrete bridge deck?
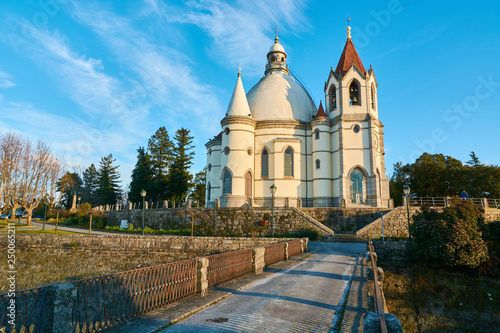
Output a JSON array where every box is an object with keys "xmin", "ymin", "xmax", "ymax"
[{"xmin": 104, "ymin": 242, "xmax": 368, "ymax": 333}]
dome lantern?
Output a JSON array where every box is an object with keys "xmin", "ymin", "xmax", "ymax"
[{"xmin": 265, "ymin": 28, "xmax": 289, "ymax": 75}]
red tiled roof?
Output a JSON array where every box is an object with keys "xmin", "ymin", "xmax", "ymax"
[
  {"xmin": 316, "ymin": 101, "xmax": 326, "ymax": 117},
  {"xmin": 335, "ymin": 38, "xmax": 366, "ymax": 77}
]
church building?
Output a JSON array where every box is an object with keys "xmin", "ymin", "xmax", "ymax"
[{"xmin": 205, "ymin": 27, "xmax": 391, "ymax": 208}]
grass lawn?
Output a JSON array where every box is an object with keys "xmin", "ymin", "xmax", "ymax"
[{"xmin": 0, "ymin": 229, "xmax": 80, "ymax": 235}]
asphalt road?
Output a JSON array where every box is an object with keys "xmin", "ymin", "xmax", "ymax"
[{"xmin": 160, "ymin": 242, "xmax": 366, "ymax": 333}]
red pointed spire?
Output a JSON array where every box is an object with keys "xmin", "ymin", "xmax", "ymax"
[
  {"xmin": 335, "ymin": 37, "xmax": 366, "ymax": 77},
  {"xmin": 316, "ymin": 100, "xmax": 326, "ymax": 117}
]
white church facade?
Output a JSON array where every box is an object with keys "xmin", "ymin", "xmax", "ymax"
[{"xmin": 205, "ymin": 27, "xmax": 391, "ymax": 208}]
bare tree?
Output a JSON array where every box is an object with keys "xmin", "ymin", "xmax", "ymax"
[
  {"xmin": 16, "ymin": 140, "xmax": 58, "ymax": 225},
  {"xmin": 0, "ymin": 132, "xmax": 25, "ymax": 216}
]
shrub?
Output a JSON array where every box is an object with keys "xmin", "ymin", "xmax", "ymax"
[{"xmin": 410, "ymin": 199, "xmax": 489, "ymax": 268}]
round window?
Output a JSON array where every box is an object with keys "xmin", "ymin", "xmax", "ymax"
[
  {"xmin": 224, "ymin": 147, "xmax": 230, "ymax": 155},
  {"xmin": 353, "ymin": 125, "xmax": 360, "ymax": 133},
  {"xmin": 225, "ymin": 128, "xmax": 230, "ymax": 135},
  {"xmin": 208, "ymin": 163, "xmax": 212, "ymax": 172},
  {"xmin": 247, "ymin": 148, "xmax": 252, "ymax": 156}
]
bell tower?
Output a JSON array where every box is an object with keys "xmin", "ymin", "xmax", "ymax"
[{"xmin": 325, "ymin": 25, "xmax": 390, "ymax": 207}]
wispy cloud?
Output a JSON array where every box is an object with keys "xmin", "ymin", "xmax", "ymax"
[
  {"xmin": 149, "ymin": 0, "xmax": 311, "ymax": 76},
  {"xmin": 71, "ymin": 3, "xmax": 223, "ymax": 135},
  {"xmin": 0, "ymin": 69, "xmax": 15, "ymax": 88}
]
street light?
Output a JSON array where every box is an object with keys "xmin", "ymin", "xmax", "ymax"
[
  {"xmin": 43, "ymin": 194, "xmax": 49, "ymax": 230},
  {"xmin": 270, "ymin": 184, "xmax": 277, "ymax": 238},
  {"xmin": 140, "ymin": 189, "xmax": 147, "ymax": 236},
  {"xmin": 403, "ymin": 185, "xmax": 411, "ymax": 244}
]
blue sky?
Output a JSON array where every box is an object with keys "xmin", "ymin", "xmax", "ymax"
[{"xmin": 1, "ymin": 0, "xmax": 499, "ymax": 190}]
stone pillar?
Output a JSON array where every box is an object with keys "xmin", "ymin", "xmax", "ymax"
[
  {"xmin": 252, "ymin": 247, "xmax": 265, "ymax": 274},
  {"xmin": 172, "ymin": 201, "xmax": 176, "ymax": 208},
  {"xmin": 284, "ymin": 242, "xmax": 289, "ymax": 261},
  {"xmin": 402, "ymin": 196, "xmax": 407, "ymax": 208},
  {"xmin": 145, "ymin": 201, "xmax": 149, "ymax": 209},
  {"xmin": 363, "ymin": 312, "xmax": 402, "ymax": 333},
  {"xmin": 299, "ymin": 239, "xmax": 304, "ymax": 254},
  {"xmin": 128, "ymin": 202, "xmax": 132, "ymax": 210},
  {"xmin": 341, "ymin": 198, "xmax": 347, "ymax": 208},
  {"xmin": 70, "ymin": 194, "xmax": 77, "ymax": 213},
  {"xmin": 482, "ymin": 198, "xmax": 489, "ymax": 209},
  {"xmin": 42, "ymin": 283, "xmax": 77, "ymax": 333},
  {"xmin": 163, "ymin": 200, "xmax": 169, "ymax": 209},
  {"xmin": 214, "ymin": 199, "xmax": 220, "ymax": 208},
  {"xmin": 302, "ymin": 238, "xmax": 309, "ymax": 252},
  {"xmin": 105, "ymin": 204, "xmax": 110, "ymax": 211},
  {"xmin": 388, "ymin": 199, "xmax": 394, "ymax": 209},
  {"xmin": 115, "ymin": 203, "xmax": 119, "ymax": 210},
  {"xmin": 197, "ymin": 258, "xmax": 209, "ymax": 296},
  {"xmin": 188, "ymin": 199, "xmax": 192, "ymax": 208},
  {"xmin": 445, "ymin": 197, "xmax": 451, "ymax": 207}
]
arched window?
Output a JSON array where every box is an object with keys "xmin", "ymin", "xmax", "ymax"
[
  {"xmin": 284, "ymin": 147, "xmax": 294, "ymax": 177},
  {"xmin": 223, "ymin": 169, "xmax": 232, "ymax": 194},
  {"xmin": 314, "ymin": 130, "xmax": 320, "ymax": 140},
  {"xmin": 371, "ymin": 84, "xmax": 376, "ymax": 110},
  {"xmin": 350, "ymin": 168, "xmax": 366, "ymax": 204},
  {"xmin": 207, "ymin": 182, "xmax": 211, "ymax": 201},
  {"xmin": 261, "ymin": 148, "xmax": 269, "ymax": 178},
  {"xmin": 349, "ymin": 82, "xmax": 360, "ymax": 106},
  {"xmin": 329, "ymin": 85, "xmax": 337, "ymax": 110},
  {"xmin": 315, "ymin": 159, "xmax": 320, "ymax": 170}
]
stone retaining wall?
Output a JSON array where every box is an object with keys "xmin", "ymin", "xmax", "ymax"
[
  {"xmin": 0, "ymin": 234, "xmax": 300, "ymax": 292},
  {"xmin": 106, "ymin": 207, "xmax": 332, "ymax": 236}
]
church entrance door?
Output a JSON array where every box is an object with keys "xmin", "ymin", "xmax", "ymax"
[
  {"xmin": 350, "ymin": 169, "xmax": 365, "ymax": 204},
  {"xmin": 245, "ymin": 172, "xmax": 252, "ymax": 200}
]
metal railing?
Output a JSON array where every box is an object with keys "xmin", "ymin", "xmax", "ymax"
[
  {"xmin": 487, "ymin": 198, "xmax": 500, "ymax": 208},
  {"xmin": 0, "ymin": 285, "xmax": 48, "ymax": 332},
  {"xmin": 287, "ymin": 239, "xmax": 302, "ymax": 257},
  {"xmin": 207, "ymin": 249, "xmax": 253, "ymax": 287},
  {"xmin": 368, "ymin": 241, "xmax": 387, "ymax": 333},
  {"xmin": 264, "ymin": 242, "xmax": 286, "ymax": 266},
  {"xmin": 71, "ymin": 258, "xmax": 197, "ymax": 332},
  {"xmin": 408, "ymin": 197, "xmax": 500, "ymax": 208}
]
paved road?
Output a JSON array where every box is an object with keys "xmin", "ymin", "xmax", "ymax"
[
  {"xmin": 160, "ymin": 242, "xmax": 366, "ymax": 333},
  {"xmin": 29, "ymin": 221, "xmax": 131, "ymax": 235}
]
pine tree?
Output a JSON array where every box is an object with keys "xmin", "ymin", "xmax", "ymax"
[
  {"xmin": 82, "ymin": 164, "xmax": 99, "ymax": 205},
  {"xmin": 147, "ymin": 126, "xmax": 174, "ymax": 201},
  {"xmin": 169, "ymin": 128, "xmax": 195, "ymax": 201},
  {"xmin": 128, "ymin": 147, "xmax": 155, "ymax": 203},
  {"xmin": 95, "ymin": 154, "xmax": 122, "ymax": 205},
  {"xmin": 56, "ymin": 171, "xmax": 83, "ymax": 209}
]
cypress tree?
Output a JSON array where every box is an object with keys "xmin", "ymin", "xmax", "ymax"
[
  {"xmin": 128, "ymin": 147, "xmax": 155, "ymax": 203},
  {"xmin": 169, "ymin": 128, "xmax": 195, "ymax": 201},
  {"xmin": 82, "ymin": 163, "xmax": 99, "ymax": 205}
]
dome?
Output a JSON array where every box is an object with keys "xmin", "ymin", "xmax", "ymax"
[
  {"xmin": 269, "ymin": 40, "xmax": 286, "ymax": 54},
  {"xmin": 246, "ymin": 73, "xmax": 316, "ymax": 123}
]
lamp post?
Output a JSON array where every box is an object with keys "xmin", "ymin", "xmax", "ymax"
[
  {"xmin": 43, "ymin": 194, "xmax": 49, "ymax": 230},
  {"xmin": 140, "ymin": 189, "xmax": 146, "ymax": 236},
  {"xmin": 403, "ymin": 185, "xmax": 411, "ymax": 244},
  {"xmin": 270, "ymin": 184, "xmax": 277, "ymax": 238}
]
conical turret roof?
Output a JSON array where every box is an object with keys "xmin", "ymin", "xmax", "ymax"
[{"xmin": 226, "ymin": 71, "xmax": 251, "ymax": 117}]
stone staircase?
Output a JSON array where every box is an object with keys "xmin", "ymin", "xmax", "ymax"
[
  {"xmin": 289, "ymin": 207, "xmax": 335, "ymax": 236},
  {"xmin": 355, "ymin": 206, "xmax": 420, "ymax": 240}
]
